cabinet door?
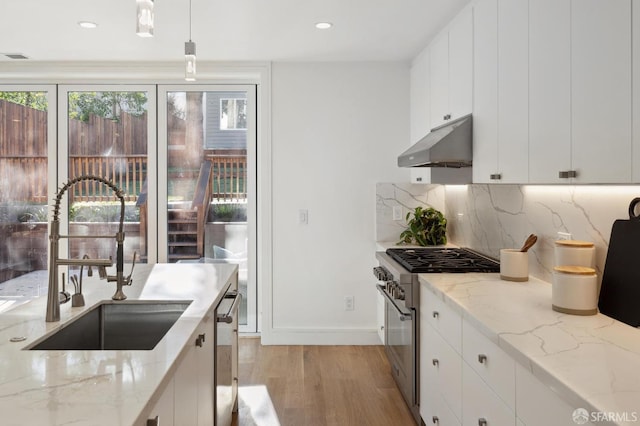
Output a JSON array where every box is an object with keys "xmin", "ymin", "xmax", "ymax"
[
  {"xmin": 515, "ymin": 363, "xmax": 596, "ymax": 426},
  {"xmin": 497, "ymin": 0, "xmax": 528, "ymax": 183},
  {"xmin": 448, "ymin": 6, "xmax": 473, "ymax": 123},
  {"xmin": 411, "ymin": 46, "xmax": 431, "ymax": 144},
  {"xmin": 528, "ymin": 0, "xmax": 571, "ymax": 183},
  {"xmin": 410, "ymin": 46, "xmax": 432, "ymax": 184},
  {"xmin": 462, "ymin": 319, "xmax": 515, "ymax": 410},
  {"xmin": 430, "ymin": 32, "xmax": 450, "ymax": 128},
  {"xmin": 463, "ymin": 363, "xmax": 516, "ymax": 426},
  {"xmin": 472, "ymin": 0, "xmax": 499, "ymax": 183},
  {"xmin": 174, "ymin": 344, "xmax": 199, "ymax": 426},
  {"xmin": 425, "ymin": 324, "xmax": 462, "ymax": 421},
  {"xmin": 146, "ymin": 378, "xmax": 175, "ymax": 426},
  {"xmin": 197, "ymin": 314, "xmax": 215, "ymax": 426},
  {"xmin": 633, "ymin": 0, "xmax": 640, "ymax": 182},
  {"xmin": 571, "ymin": 0, "xmax": 632, "ymax": 183}
]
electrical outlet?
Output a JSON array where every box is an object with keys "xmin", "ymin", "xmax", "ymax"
[
  {"xmin": 557, "ymin": 231, "xmax": 572, "ymax": 241},
  {"xmin": 344, "ymin": 296, "xmax": 354, "ymax": 311},
  {"xmin": 392, "ymin": 206, "xmax": 403, "ymax": 221},
  {"xmin": 298, "ymin": 209, "xmax": 308, "ymax": 225}
]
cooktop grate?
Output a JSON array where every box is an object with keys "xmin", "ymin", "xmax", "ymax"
[{"xmin": 386, "ymin": 247, "xmax": 500, "ymax": 273}]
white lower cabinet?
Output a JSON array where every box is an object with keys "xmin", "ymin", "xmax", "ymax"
[
  {"xmin": 146, "ymin": 377, "xmax": 175, "ymax": 426},
  {"xmin": 146, "ymin": 311, "xmax": 216, "ymax": 426},
  {"xmin": 462, "ymin": 319, "xmax": 515, "ymax": 409},
  {"xmin": 421, "ymin": 284, "xmax": 592, "ymax": 426},
  {"xmin": 462, "ymin": 362, "xmax": 516, "ymax": 426},
  {"xmin": 515, "ymin": 363, "xmax": 595, "ymax": 426}
]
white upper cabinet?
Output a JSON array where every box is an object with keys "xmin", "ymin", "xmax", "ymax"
[
  {"xmin": 410, "ymin": 46, "xmax": 431, "ymax": 144},
  {"xmin": 448, "ymin": 7, "xmax": 473, "ymax": 122},
  {"xmin": 472, "ymin": 0, "xmax": 498, "ymax": 183},
  {"xmin": 633, "ymin": 0, "xmax": 640, "ymax": 182},
  {"xmin": 430, "ymin": 32, "xmax": 450, "ymax": 128},
  {"xmin": 430, "ymin": 6, "xmax": 473, "ymax": 129},
  {"xmin": 528, "ymin": 0, "xmax": 571, "ymax": 183},
  {"xmin": 571, "ymin": 0, "xmax": 632, "ymax": 183},
  {"xmin": 409, "ymin": 46, "xmax": 432, "ymax": 183},
  {"xmin": 497, "ymin": 0, "xmax": 529, "ymax": 183}
]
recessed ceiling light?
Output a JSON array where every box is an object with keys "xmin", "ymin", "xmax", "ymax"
[
  {"xmin": 315, "ymin": 22, "xmax": 333, "ymax": 30},
  {"xmin": 78, "ymin": 21, "xmax": 98, "ymax": 29}
]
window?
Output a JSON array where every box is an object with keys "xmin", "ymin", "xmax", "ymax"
[{"xmin": 220, "ymin": 98, "xmax": 247, "ymax": 130}]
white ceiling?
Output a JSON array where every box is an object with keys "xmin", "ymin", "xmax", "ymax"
[{"xmin": 0, "ymin": 0, "xmax": 471, "ymax": 63}]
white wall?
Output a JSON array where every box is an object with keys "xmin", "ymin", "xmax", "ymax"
[{"xmin": 265, "ymin": 62, "xmax": 409, "ymax": 344}]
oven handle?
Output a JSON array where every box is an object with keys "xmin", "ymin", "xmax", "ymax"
[
  {"xmin": 216, "ymin": 291, "xmax": 242, "ymax": 323},
  {"xmin": 376, "ymin": 285, "xmax": 412, "ymax": 321}
]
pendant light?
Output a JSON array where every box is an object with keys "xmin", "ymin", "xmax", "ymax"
[
  {"xmin": 185, "ymin": 0, "xmax": 196, "ymax": 81},
  {"xmin": 136, "ymin": 0, "xmax": 154, "ymax": 37}
]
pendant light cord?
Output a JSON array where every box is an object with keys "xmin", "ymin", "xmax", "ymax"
[{"xmin": 189, "ymin": 0, "xmax": 192, "ymax": 42}]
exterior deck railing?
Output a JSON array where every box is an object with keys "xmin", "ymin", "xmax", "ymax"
[{"xmin": 0, "ymin": 154, "xmax": 247, "ymax": 203}]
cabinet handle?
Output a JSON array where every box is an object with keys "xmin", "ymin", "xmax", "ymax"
[
  {"xmin": 443, "ymin": 114, "xmax": 451, "ymax": 120},
  {"xmin": 432, "ymin": 416, "xmax": 439, "ymax": 424},
  {"xmin": 147, "ymin": 416, "xmax": 159, "ymax": 426},
  {"xmin": 432, "ymin": 358, "xmax": 439, "ymax": 367},
  {"xmin": 478, "ymin": 418, "xmax": 487, "ymax": 426},
  {"xmin": 558, "ymin": 170, "xmax": 577, "ymax": 179},
  {"xmin": 478, "ymin": 354, "xmax": 487, "ymax": 364},
  {"xmin": 416, "ymin": 177, "xmax": 422, "ymax": 182},
  {"xmin": 490, "ymin": 173, "xmax": 502, "ymax": 180},
  {"xmin": 199, "ymin": 333, "xmax": 205, "ymax": 343},
  {"xmin": 432, "ymin": 311, "xmax": 439, "ymax": 319},
  {"xmin": 195, "ymin": 336, "xmax": 203, "ymax": 347}
]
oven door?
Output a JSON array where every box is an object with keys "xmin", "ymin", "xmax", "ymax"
[{"xmin": 376, "ymin": 284, "xmax": 416, "ymax": 408}]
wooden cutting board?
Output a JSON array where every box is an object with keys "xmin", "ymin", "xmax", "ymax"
[{"xmin": 598, "ymin": 198, "xmax": 640, "ymax": 327}]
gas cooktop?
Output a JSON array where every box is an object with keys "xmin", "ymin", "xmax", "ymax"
[{"xmin": 386, "ymin": 247, "xmax": 500, "ymax": 273}]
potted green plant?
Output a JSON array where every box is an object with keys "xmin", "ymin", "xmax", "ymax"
[{"xmin": 398, "ymin": 206, "xmax": 447, "ymax": 246}]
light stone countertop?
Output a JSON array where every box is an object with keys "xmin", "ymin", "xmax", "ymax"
[
  {"xmin": 0, "ymin": 262, "xmax": 238, "ymax": 426},
  {"xmin": 419, "ymin": 273, "xmax": 640, "ymax": 425}
]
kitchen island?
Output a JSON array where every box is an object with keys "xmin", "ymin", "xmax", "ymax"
[
  {"xmin": 0, "ymin": 262, "xmax": 238, "ymax": 426},
  {"xmin": 419, "ymin": 272, "xmax": 640, "ymax": 425}
]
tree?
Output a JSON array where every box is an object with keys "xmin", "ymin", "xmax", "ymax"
[
  {"xmin": 68, "ymin": 92, "xmax": 148, "ymax": 122},
  {"xmin": 0, "ymin": 91, "xmax": 48, "ymax": 111}
]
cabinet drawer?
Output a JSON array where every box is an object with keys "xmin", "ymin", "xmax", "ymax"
[
  {"xmin": 515, "ymin": 363, "xmax": 595, "ymax": 426},
  {"xmin": 424, "ymin": 323, "xmax": 462, "ymax": 420},
  {"xmin": 425, "ymin": 393, "xmax": 462, "ymax": 426},
  {"xmin": 462, "ymin": 319, "xmax": 515, "ymax": 409},
  {"xmin": 463, "ymin": 363, "xmax": 516, "ymax": 426},
  {"xmin": 423, "ymin": 289, "xmax": 462, "ymax": 353}
]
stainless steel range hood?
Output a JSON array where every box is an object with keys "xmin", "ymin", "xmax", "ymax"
[{"xmin": 398, "ymin": 114, "xmax": 472, "ymax": 183}]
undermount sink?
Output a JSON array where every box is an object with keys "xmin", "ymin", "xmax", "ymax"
[{"xmin": 28, "ymin": 300, "xmax": 192, "ymax": 351}]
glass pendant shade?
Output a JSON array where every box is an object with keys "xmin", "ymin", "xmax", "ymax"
[
  {"xmin": 136, "ymin": 0, "xmax": 154, "ymax": 37},
  {"xmin": 185, "ymin": 41, "xmax": 196, "ymax": 81}
]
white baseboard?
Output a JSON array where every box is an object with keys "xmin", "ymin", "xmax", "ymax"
[{"xmin": 260, "ymin": 327, "xmax": 383, "ymax": 345}]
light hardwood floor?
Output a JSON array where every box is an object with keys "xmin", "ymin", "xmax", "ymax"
[{"xmin": 232, "ymin": 337, "xmax": 417, "ymax": 426}]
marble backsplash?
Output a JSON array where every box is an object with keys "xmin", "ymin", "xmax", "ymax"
[
  {"xmin": 376, "ymin": 183, "xmax": 640, "ymax": 283},
  {"xmin": 375, "ymin": 183, "xmax": 445, "ymax": 244}
]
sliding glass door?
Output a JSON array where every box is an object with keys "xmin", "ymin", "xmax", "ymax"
[
  {"xmin": 158, "ymin": 85, "xmax": 257, "ymax": 332},
  {"xmin": 0, "ymin": 86, "xmax": 55, "ymax": 311},
  {"xmin": 58, "ymin": 85, "xmax": 157, "ymax": 274}
]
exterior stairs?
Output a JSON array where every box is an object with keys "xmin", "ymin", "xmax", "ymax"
[{"xmin": 167, "ymin": 208, "xmax": 201, "ymax": 262}]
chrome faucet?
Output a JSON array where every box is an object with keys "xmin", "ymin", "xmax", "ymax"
[{"xmin": 46, "ymin": 175, "xmax": 137, "ymax": 322}]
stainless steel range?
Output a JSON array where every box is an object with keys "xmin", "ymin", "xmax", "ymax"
[{"xmin": 374, "ymin": 247, "xmax": 499, "ymax": 425}]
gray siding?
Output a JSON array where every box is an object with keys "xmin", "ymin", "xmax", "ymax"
[{"xmin": 204, "ymin": 91, "xmax": 246, "ymax": 150}]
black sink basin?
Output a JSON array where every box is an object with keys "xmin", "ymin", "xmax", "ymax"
[{"xmin": 28, "ymin": 300, "xmax": 192, "ymax": 351}]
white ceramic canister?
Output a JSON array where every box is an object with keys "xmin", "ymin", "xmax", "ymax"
[
  {"xmin": 554, "ymin": 240, "xmax": 595, "ymax": 268},
  {"xmin": 552, "ymin": 265, "xmax": 598, "ymax": 315},
  {"xmin": 500, "ymin": 249, "xmax": 529, "ymax": 282}
]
